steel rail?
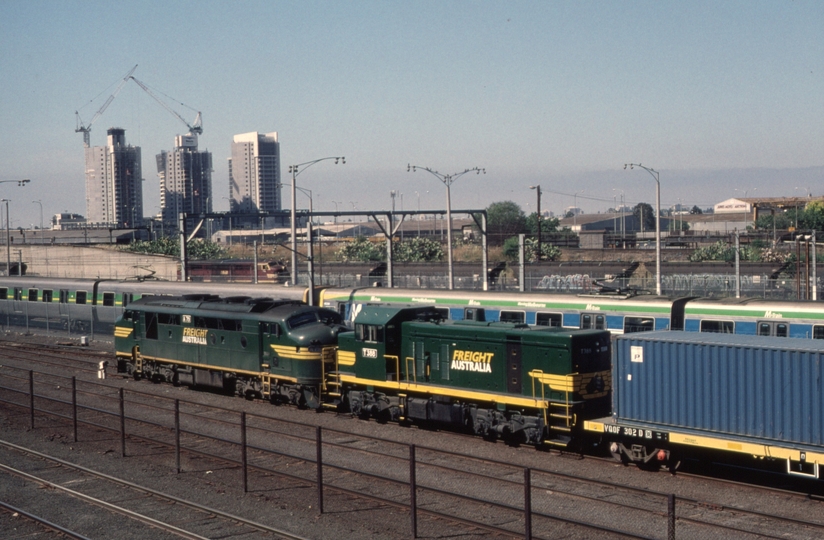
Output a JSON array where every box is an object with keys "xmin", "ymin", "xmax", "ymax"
[
  {"xmin": 0, "ymin": 500, "xmax": 92, "ymax": 540},
  {"xmin": 0, "ymin": 439, "xmax": 308, "ymax": 540}
]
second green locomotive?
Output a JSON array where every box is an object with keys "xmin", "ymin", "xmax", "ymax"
[{"xmin": 332, "ymin": 305, "xmax": 612, "ymax": 447}]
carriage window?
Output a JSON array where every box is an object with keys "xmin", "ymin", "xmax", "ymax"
[
  {"xmin": 536, "ymin": 313, "xmax": 562, "ymax": 327},
  {"xmin": 28, "ymin": 289, "xmax": 38, "ymax": 302},
  {"xmin": 59, "ymin": 290, "xmax": 69, "ymax": 304},
  {"xmin": 76, "ymin": 291, "xmax": 87, "ymax": 305},
  {"xmin": 581, "ymin": 313, "xmax": 606, "ymax": 330},
  {"xmin": 776, "ymin": 323, "xmax": 788, "ymax": 337},
  {"xmin": 0, "ymin": 288, "xmax": 6, "ymax": 300},
  {"xmin": 42, "ymin": 289, "xmax": 52, "ymax": 302},
  {"xmin": 500, "ymin": 311, "xmax": 525, "ymax": 324},
  {"xmin": 814, "ymin": 326, "xmax": 824, "ymax": 340},
  {"xmin": 700, "ymin": 320, "xmax": 734, "ymax": 333},
  {"xmin": 103, "ymin": 292, "xmax": 115, "ymax": 307},
  {"xmin": 464, "ymin": 308, "xmax": 486, "ymax": 321},
  {"xmin": 624, "ymin": 317, "xmax": 654, "ymax": 334}
]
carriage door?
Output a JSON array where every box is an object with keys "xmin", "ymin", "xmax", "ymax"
[{"xmin": 506, "ymin": 338, "xmax": 522, "ymax": 393}]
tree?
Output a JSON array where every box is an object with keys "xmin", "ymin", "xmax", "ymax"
[
  {"xmin": 486, "ymin": 201, "xmax": 526, "ymax": 245},
  {"xmin": 753, "ymin": 211, "xmax": 793, "ymax": 231},
  {"xmin": 525, "ymin": 213, "xmax": 560, "ymax": 236},
  {"xmin": 801, "ymin": 200, "xmax": 824, "ymax": 231},
  {"xmin": 633, "ymin": 203, "xmax": 656, "ymax": 231},
  {"xmin": 690, "ymin": 205, "xmax": 703, "ymax": 215},
  {"xmin": 502, "ymin": 236, "xmax": 561, "ymax": 262}
]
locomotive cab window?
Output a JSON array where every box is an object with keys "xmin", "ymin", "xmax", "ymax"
[
  {"xmin": 536, "ymin": 312, "xmax": 562, "ymax": 327},
  {"xmin": 262, "ymin": 322, "xmax": 282, "ymax": 337},
  {"xmin": 500, "ymin": 310, "xmax": 525, "ymax": 324},
  {"xmin": 28, "ymin": 289, "xmax": 38, "ymax": 302},
  {"xmin": 624, "ymin": 317, "xmax": 654, "ymax": 334},
  {"xmin": 356, "ymin": 323, "xmax": 384, "ymax": 343},
  {"xmin": 700, "ymin": 320, "xmax": 734, "ymax": 333}
]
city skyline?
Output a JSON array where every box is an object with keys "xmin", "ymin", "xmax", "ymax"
[{"xmin": 1, "ymin": 2, "xmax": 822, "ymax": 228}]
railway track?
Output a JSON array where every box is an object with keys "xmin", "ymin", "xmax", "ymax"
[
  {"xmin": 0, "ymin": 439, "xmax": 306, "ymax": 540},
  {"xmin": 3, "ymin": 356, "xmax": 824, "ymax": 539}
]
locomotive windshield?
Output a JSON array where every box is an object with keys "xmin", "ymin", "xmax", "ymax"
[{"xmin": 287, "ymin": 311, "xmax": 320, "ymax": 329}]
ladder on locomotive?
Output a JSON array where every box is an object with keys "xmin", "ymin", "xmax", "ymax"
[{"xmin": 530, "ymin": 369, "xmax": 574, "ymax": 447}]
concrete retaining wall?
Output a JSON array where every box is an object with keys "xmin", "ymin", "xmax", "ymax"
[{"xmin": 11, "ymin": 245, "xmax": 179, "ymax": 280}]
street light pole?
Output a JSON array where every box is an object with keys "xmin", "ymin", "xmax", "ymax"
[
  {"xmin": 288, "ymin": 157, "xmax": 344, "ymax": 287},
  {"xmin": 529, "ymin": 185, "xmax": 541, "ymax": 261},
  {"xmin": 408, "ymin": 164, "xmax": 485, "ymax": 290},
  {"xmin": 625, "ymin": 163, "xmax": 662, "ymax": 295}
]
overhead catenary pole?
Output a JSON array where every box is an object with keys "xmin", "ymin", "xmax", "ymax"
[{"xmin": 408, "ymin": 164, "xmax": 485, "ymax": 290}]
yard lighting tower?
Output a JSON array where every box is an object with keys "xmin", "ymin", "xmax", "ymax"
[
  {"xmin": 287, "ymin": 157, "xmax": 344, "ymax": 286},
  {"xmin": 408, "ymin": 164, "xmax": 485, "ymax": 290},
  {"xmin": 624, "ymin": 163, "xmax": 661, "ymax": 295}
]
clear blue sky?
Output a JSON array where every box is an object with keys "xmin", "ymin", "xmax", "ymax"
[{"xmin": 1, "ymin": 1, "xmax": 822, "ymax": 226}]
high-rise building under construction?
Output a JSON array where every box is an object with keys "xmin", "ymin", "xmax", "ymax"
[
  {"xmin": 228, "ymin": 132, "xmax": 281, "ymax": 227},
  {"xmin": 84, "ymin": 128, "xmax": 144, "ymax": 227},
  {"xmin": 156, "ymin": 134, "xmax": 213, "ymax": 229}
]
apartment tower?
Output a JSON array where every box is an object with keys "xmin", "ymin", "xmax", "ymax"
[
  {"xmin": 84, "ymin": 128, "xmax": 143, "ymax": 227},
  {"xmin": 228, "ymin": 132, "xmax": 281, "ymax": 226},
  {"xmin": 156, "ymin": 134, "xmax": 213, "ymax": 229}
]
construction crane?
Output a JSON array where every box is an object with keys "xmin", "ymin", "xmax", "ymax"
[
  {"xmin": 129, "ymin": 76, "xmax": 203, "ymax": 136},
  {"xmin": 75, "ymin": 65, "xmax": 138, "ymax": 148}
]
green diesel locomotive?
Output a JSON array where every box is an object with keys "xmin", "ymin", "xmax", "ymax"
[
  {"xmin": 332, "ymin": 305, "xmax": 612, "ymax": 447},
  {"xmin": 114, "ymin": 294, "xmax": 345, "ymax": 408}
]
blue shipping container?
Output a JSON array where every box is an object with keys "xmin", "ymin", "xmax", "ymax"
[{"xmin": 614, "ymin": 331, "xmax": 824, "ymax": 447}]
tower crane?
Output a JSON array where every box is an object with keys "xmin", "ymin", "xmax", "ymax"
[
  {"xmin": 129, "ymin": 76, "xmax": 203, "ymax": 136},
  {"xmin": 75, "ymin": 65, "xmax": 138, "ymax": 148}
]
